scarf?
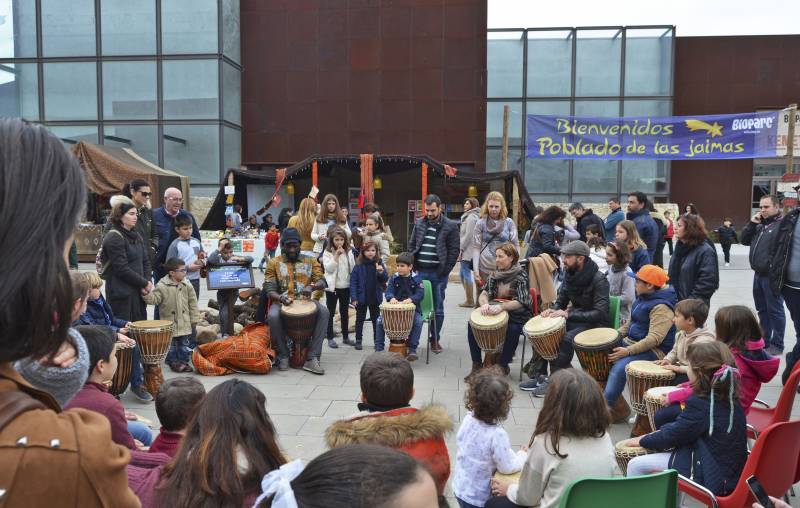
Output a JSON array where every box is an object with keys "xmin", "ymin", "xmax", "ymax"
[
  {"xmin": 484, "ymin": 217, "xmax": 506, "ymax": 236},
  {"xmin": 114, "ymin": 224, "xmax": 141, "ymax": 243},
  {"xmin": 564, "ymin": 256, "xmax": 599, "ymax": 290},
  {"xmin": 492, "ymin": 264, "xmax": 522, "ymax": 285}
]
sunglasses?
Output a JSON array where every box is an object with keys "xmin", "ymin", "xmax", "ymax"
[{"xmin": 140, "ymin": 191, "xmax": 152, "ymax": 197}]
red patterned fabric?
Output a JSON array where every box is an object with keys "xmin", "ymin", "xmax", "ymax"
[{"xmin": 192, "ymin": 323, "xmax": 275, "ymax": 376}]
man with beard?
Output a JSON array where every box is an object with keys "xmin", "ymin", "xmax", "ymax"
[
  {"xmin": 521, "ymin": 241, "xmax": 609, "ymax": 397},
  {"xmin": 264, "ymin": 228, "xmax": 329, "ymax": 374}
]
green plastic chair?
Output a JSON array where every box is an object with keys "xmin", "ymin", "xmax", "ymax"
[
  {"xmin": 420, "ymin": 280, "xmax": 437, "ymax": 364},
  {"xmin": 609, "ymin": 295, "xmax": 621, "ymax": 329},
  {"xmin": 558, "ymin": 470, "xmax": 678, "ymax": 508}
]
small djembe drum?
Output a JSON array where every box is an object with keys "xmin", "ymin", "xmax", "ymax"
[
  {"xmin": 574, "ymin": 328, "xmax": 620, "ymax": 385},
  {"xmin": 614, "ymin": 440, "xmax": 653, "ymax": 476},
  {"xmin": 626, "ymin": 361, "xmax": 675, "ymax": 435},
  {"xmin": 469, "ymin": 308, "xmax": 509, "ymax": 366},
  {"xmin": 644, "ymin": 385, "xmax": 680, "ymax": 432},
  {"xmin": 109, "ymin": 341, "xmax": 134, "ymax": 398},
  {"xmin": 128, "ymin": 320, "xmax": 174, "ymax": 397},
  {"xmin": 379, "ymin": 302, "xmax": 416, "ymax": 357},
  {"xmin": 523, "ymin": 315, "xmax": 565, "ymax": 361},
  {"xmin": 281, "ymin": 299, "xmax": 318, "ymax": 368}
]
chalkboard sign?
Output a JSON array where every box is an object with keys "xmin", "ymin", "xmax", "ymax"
[{"xmin": 206, "ymin": 263, "xmax": 255, "ymax": 290}]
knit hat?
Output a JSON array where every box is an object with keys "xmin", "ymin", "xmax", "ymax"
[
  {"xmin": 14, "ymin": 327, "xmax": 90, "ymax": 408},
  {"xmin": 627, "ymin": 264, "xmax": 669, "ymax": 288},
  {"xmin": 280, "ymin": 227, "xmax": 301, "ymax": 246},
  {"xmin": 561, "ymin": 240, "xmax": 590, "ymax": 257}
]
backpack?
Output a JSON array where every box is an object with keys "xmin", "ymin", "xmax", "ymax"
[{"xmin": 96, "ymin": 229, "xmax": 123, "ymax": 279}]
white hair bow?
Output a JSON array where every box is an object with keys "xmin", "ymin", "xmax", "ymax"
[{"xmin": 252, "ymin": 459, "xmax": 305, "ymax": 508}]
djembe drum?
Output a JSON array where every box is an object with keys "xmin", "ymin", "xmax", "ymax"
[
  {"xmin": 614, "ymin": 440, "xmax": 653, "ymax": 476},
  {"xmin": 281, "ymin": 299, "xmax": 318, "ymax": 368},
  {"xmin": 574, "ymin": 328, "xmax": 619, "ymax": 385},
  {"xmin": 644, "ymin": 386, "xmax": 680, "ymax": 432},
  {"xmin": 523, "ymin": 315, "xmax": 565, "ymax": 361},
  {"xmin": 109, "ymin": 341, "xmax": 134, "ymax": 397},
  {"xmin": 626, "ymin": 361, "xmax": 675, "ymax": 435},
  {"xmin": 469, "ymin": 308, "xmax": 509, "ymax": 366},
  {"xmin": 379, "ymin": 302, "xmax": 416, "ymax": 357},
  {"xmin": 128, "ymin": 320, "xmax": 174, "ymax": 397}
]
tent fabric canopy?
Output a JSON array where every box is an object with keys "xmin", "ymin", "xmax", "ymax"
[
  {"xmin": 200, "ymin": 153, "xmax": 537, "ymax": 230},
  {"xmin": 70, "ymin": 141, "xmax": 190, "ymax": 209}
]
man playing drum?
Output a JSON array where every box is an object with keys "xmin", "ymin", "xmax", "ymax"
[
  {"xmin": 521, "ymin": 241, "xmax": 609, "ymax": 396},
  {"xmin": 264, "ymin": 228, "xmax": 329, "ymax": 375},
  {"xmin": 466, "ymin": 243, "xmax": 533, "ymax": 378}
]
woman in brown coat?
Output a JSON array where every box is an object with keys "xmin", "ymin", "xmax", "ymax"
[{"xmin": 0, "ymin": 119, "xmax": 139, "ymax": 507}]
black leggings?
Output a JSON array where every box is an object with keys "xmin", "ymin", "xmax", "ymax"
[
  {"xmin": 325, "ymin": 288, "xmax": 351, "ymax": 340},
  {"xmin": 355, "ymin": 302, "xmax": 380, "ymax": 344}
]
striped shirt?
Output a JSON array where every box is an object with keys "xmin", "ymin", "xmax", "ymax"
[{"xmin": 417, "ymin": 224, "xmax": 440, "ymax": 269}]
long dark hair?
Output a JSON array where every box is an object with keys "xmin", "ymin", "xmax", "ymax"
[
  {"xmin": 0, "ymin": 119, "xmax": 86, "ymax": 363},
  {"xmin": 677, "ymin": 214, "xmax": 709, "ymax": 248},
  {"xmin": 317, "ymin": 194, "xmax": 346, "ymax": 224},
  {"xmin": 536, "ymin": 205, "xmax": 566, "ymax": 226},
  {"xmin": 687, "ymin": 341, "xmax": 739, "ymax": 403},
  {"xmin": 157, "ymin": 379, "xmax": 286, "ymax": 507}
]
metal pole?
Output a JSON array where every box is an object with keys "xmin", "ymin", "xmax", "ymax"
[
  {"xmin": 501, "ymin": 105, "xmax": 510, "ymax": 171},
  {"xmin": 786, "ymin": 103, "xmax": 797, "ymax": 174}
]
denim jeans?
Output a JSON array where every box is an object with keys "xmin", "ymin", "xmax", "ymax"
[
  {"xmin": 165, "ymin": 334, "xmax": 192, "ymax": 365},
  {"xmin": 130, "ymin": 343, "xmax": 144, "ymax": 390},
  {"xmin": 753, "ymin": 274, "xmax": 786, "ymax": 350},
  {"xmin": 460, "ymin": 260, "xmax": 474, "ymax": 285},
  {"xmin": 376, "ymin": 312, "xmax": 423, "ymax": 352},
  {"xmin": 604, "ymin": 349, "xmax": 658, "ymax": 405},
  {"xmin": 468, "ymin": 320, "xmax": 522, "ymax": 368},
  {"xmin": 128, "ymin": 420, "xmax": 153, "ymax": 446},
  {"xmin": 418, "ymin": 270, "xmax": 447, "ymax": 342}
]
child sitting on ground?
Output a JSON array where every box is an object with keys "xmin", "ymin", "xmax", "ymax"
[
  {"xmin": 324, "ymin": 352, "xmax": 452, "ymax": 499},
  {"xmin": 207, "ymin": 238, "xmax": 254, "ymax": 337},
  {"xmin": 375, "ymin": 252, "xmax": 424, "ymax": 361},
  {"xmin": 625, "ymin": 341, "xmax": 748, "ymax": 497},
  {"xmin": 585, "ymin": 224, "xmax": 608, "ymax": 273},
  {"xmin": 453, "ymin": 369, "xmax": 527, "ymax": 508},
  {"xmin": 143, "ymin": 257, "xmax": 200, "ymax": 373},
  {"xmin": 149, "ymin": 377, "xmax": 206, "ymax": 457},
  {"xmin": 489, "ymin": 369, "xmax": 615, "ymax": 508},
  {"xmin": 65, "ymin": 325, "xmax": 146, "ymax": 450},
  {"xmin": 166, "ymin": 214, "xmax": 204, "ymax": 297}
]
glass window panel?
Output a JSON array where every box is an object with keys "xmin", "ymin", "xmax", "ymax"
[
  {"xmin": 486, "ymin": 101, "xmax": 522, "ymax": 146},
  {"xmin": 222, "ymin": 0, "xmax": 240, "ymax": 63},
  {"xmin": 46, "ymin": 124, "xmax": 99, "ymax": 145},
  {"xmin": 527, "ymin": 30, "xmax": 572, "ymax": 97},
  {"xmin": 163, "ymin": 124, "xmax": 220, "ymax": 184},
  {"xmin": 222, "ymin": 61, "xmax": 241, "ymax": 125},
  {"xmin": 575, "ymin": 29, "xmax": 621, "ymax": 97},
  {"xmin": 623, "ymin": 99, "xmax": 672, "ymax": 118},
  {"xmin": 574, "ymin": 100, "xmax": 620, "ymax": 117},
  {"xmin": 103, "ymin": 125, "xmax": 158, "ymax": 165},
  {"xmin": 161, "ymin": 0, "xmax": 218, "ymax": 54},
  {"xmin": 223, "ymin": 126, "xmax": 241, "ymax": 172},
  {"xmin": 525, "ymin": 159, "xmax": 569, "ymax": 194},
  {"xmin": 0, "ymin": 0, "xmax": 37, "ymax": 58},
  {"xmin": 41, "ymin": 0, "xmax": 96, "ymax": 57},
  {"xmin": 531, "ymin": 194, "xmax": 569, "ymax": 204},
  {"xmin": 163, "ymin": 59, "xmax": 219, "ymax": 119},
  {"xmin": 0, "ymin": 63, "xmax": 39, "ymax": 120},
  {"xmin": 625, "ymin": 28, "xmax": 672, "ymax": 96},
  {"xmin": 486, "ymin": 147, "xmax": 523, "ymax": 172},
  {"xmin": 573, "ymin": 160, "xmax": 618, "ymax": 194},
  {"xmin": 101, "ymin": 0, "xmax": 156, "ymax": 56},
  {"xmin": 487, "ymin": 31, "xmax": 523, "ymax": 98},
  {"xmin": 622, "ymin": 160, "xmax": 669, "ymax": 194},
  {"xmin": 43, "ymin": 62, "xmax": 97, "ymax": 120},
  {"xmin": 526, "ymin": 100, "xmax": 571, "ymax": 116},
  {"xmin": 103, "ymin": 61, "xmax": 157, "ymax": 120}
]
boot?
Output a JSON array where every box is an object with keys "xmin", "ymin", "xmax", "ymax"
[
  {"xmin": 458, "ymin": 281, "xmax": 474, "ymax": 308},
  {"xmin": 474, "ymin": 281, "xmax": 481, "ymax": 308},
  {"xmin": 609, "ymin": 396, "xmax": 632, "ymax": 424},
  {"xmin": 464, "ymin": 362, "xmax": 482, "ymax": 382},
  {"xmin": 630, "ymin": 414, "xmax": 652, "ymax": 437}
]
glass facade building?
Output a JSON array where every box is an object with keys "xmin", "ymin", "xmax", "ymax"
[
  {"xmin": 487, "ymin": 27, "xmax": 674, "ymax": 202},
  {"xmin": 0, "ymin": 0, "xmax": 241, "ymax": 193}
]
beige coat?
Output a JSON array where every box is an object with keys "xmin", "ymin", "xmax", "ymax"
[
  {"xmin": 143, "ymin": 275, "xmax": 200, "ymax": 336},
  {"xmin": 664, "ymin": 327, "xmax": 716, "ymax": 366}
]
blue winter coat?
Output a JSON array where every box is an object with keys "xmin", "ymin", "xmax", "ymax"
[
  {"xmin": 629, "ymin": 246, "xmax": 652, "ymax": 273},
  {"xmin": 384, "ymin": 273, "xmax": 424, "ymax": 313},
  {"xmin": 350, "ymin": 261, "xmax": 389, "ymax": 304},
  {"xmin": 627, "ymin": 208, "xmax": 659, "ymax": 258},
  {"xmin": 78, "ymin": 295, "xmax": 128, "ymax": 332},
  {"xmin": 640, "ymin": 395, "xmax": 747, "ymax": 496},
  {"xmin": 604, "ymin": 208, "xmax": 625, "ymax": 240},
  {"xmin": 627, "ymin": 286, "xmax": 677, "ymax": 354}
]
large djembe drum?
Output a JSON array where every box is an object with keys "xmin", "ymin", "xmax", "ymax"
[
  {"xmin": 379, "ymin": 302, "xmax": 416, "ymax": 357},
  {"xmin": 128, "ymin": 320, "xmax": 173, "ymax": 397},
  {"xmin": 625, "ymin": 361, "xmax": 675, "ymax": 435},
  {"xmin": 109, "ymin": 341, "xmax": 134, "ymax": 397},
  {"xmin": 574, "ymin": 328, "xmax": 619, "ymax": 385},
  {"xmin": 523, "ymin": 315, "xmax": 565, "ymax": 361},
  {"xmin": 469, "ymin": 308, "xmax": 509, "ymax": 366},
  {"xmin": 281, "ymin": 299, "xmax": 318, "ymax": 368}
]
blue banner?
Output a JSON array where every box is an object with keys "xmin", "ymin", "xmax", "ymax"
[{"xmin": 526, "ymin": 111, "xmax": 782, "ymax": 160}]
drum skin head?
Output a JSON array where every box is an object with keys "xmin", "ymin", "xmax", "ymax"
[
  {"xmin": 523, "ymin": 315, "xmax": 565, "ymax": 335},
  {"xmin": 644, "ymin": 385, "xmax": 679, "ymax": 400},
  {"xmin": 625, "ymin": 360, "xmax": 674, "ymax": 377},
  {"xmin": 469, "ymin": 308, "xmax": 508, "ymax": 327},
  {"xmin": 130, "ymin": 320, "xmax": 172, "ymax": 329},
  {"xmin": 281, "ymin": 299, "xmax": 317, "ymax": 316},
  {"xmin": 574, "ymin": 327, "xmax": 619, "ymax": 348},
  {"xmin": 379, "ymin": 302, "xmax": 416, "ymax": 311}
]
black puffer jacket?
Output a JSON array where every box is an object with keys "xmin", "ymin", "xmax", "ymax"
[
  {"xmin": 408, "ymin": 214, "xmax": 460, "ymax": 277},
  {"xmin": 667, "ymin": 240, "xmax": 719, "ymax": 304},
  {"xmin": 577, "ymin": 209, "xmax": 606, "ymax": 241},
  {"xmin": 715, "ymin": 225, "xmax": 738, "ymax": 245},
  {"xmin": 769, "ymin": 208, "xmax": 800, "ymax": 294},
  {"xmin": 741, "ymin": 214, "xmax": 782, "ymax": 275},
  {"xmin": 525, "ymin": 223, "xmax": 560, "ymax": 259},
  {"xmin": 554, "ymin": 263, "xmax": 610, "ymax": 326}
]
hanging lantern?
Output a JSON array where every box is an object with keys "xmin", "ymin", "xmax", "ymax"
[
  {"xmin": 468, "ymin": 185, "xmax": 478, "ymax": 198},
  {"xmin": 286, "ymin": 181, "xmax": 295, "ymax": 195},
  {"xmin": 373, "ymin": 176, "xmax": 383, "ymax": 190}
]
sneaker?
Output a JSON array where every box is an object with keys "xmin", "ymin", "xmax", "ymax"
[
  {"xmin": 725, "ymin": 262, "xmax": 730, "ymax": 267},
  {"xmin": 431, "ymin": 341, "xmax": 443, "ymax": 354},
  {"xmin": 180, "ymin": 363, "xmax": 194, "ymax": 373},
  {"xmin": 342, "ymin": 338, "xmax": 356, "ymax": 346},
  {"xmin": 328, "ymin": 339, "xmax": 338, "ymax": 349},
  {"xmin": 354, "ymin": 342, "xmax": 363, "ymax": 351},
  {"xmin": 277, "ymin": 358, "xmax": 289, "ymax": 371},
  {"xmin": 531, "ymin": 378, "xmax": 550, "ymax": 398},
  {"xmin": 168, "ymin": 362, "xmax": 183, "ymax": 373},
  {"xmin": 406, "ymin": 350, "xmax": 418, "ymax": 362},
  {"xmin": 519, "ymin": 375, "xmax": 545, "ymax": 392},
  {"xmin": 130, "ymin": 385, "xmax": 153, "ymax": 402},
  {"xmin": 766, "ymin": 345, "xmax": 784, "ymax": 356},
  {"xmin": 303, "ymin": 358, "xmax": 325, "ymax": 375}
]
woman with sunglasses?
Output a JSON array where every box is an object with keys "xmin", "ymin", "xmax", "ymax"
[{"xmin": 104, "ymin": 178, "xmax": 158, "ymax": 262}]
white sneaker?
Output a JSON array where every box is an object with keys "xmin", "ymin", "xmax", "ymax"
[{"xmin": 725, "ymin": 262, "xmax": 730, "ymax": 267}]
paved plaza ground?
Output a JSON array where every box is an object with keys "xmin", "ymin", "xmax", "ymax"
[{"xmin": 87, "ymin": 243, "xmax": 800, "ymax": 505}]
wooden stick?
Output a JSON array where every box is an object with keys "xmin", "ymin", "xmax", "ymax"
[{"xmin": 787, "ymin": 103, "xmax": 797, "ymax": 174}]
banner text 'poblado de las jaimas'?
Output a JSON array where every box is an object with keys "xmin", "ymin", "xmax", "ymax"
[{"xmin": 526, "ymin": 111, "xmax": 786, "ymax": 160}]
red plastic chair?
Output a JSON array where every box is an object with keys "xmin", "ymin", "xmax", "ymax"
[
  {"xmin": 518, "ymin": 287, "xmax": 539, "ymax": 381},
  {"xmin": 678, "ymin": 420, "xmax": 800, "ymax": 508},
  {"xmin": 747, "ymin": 362, "xmax": 800, "ymax": 439}
]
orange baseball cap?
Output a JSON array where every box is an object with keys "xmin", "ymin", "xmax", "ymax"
[{"xmin": 627, "ymin": 264, "xmax": 669, "ymax": 287}]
